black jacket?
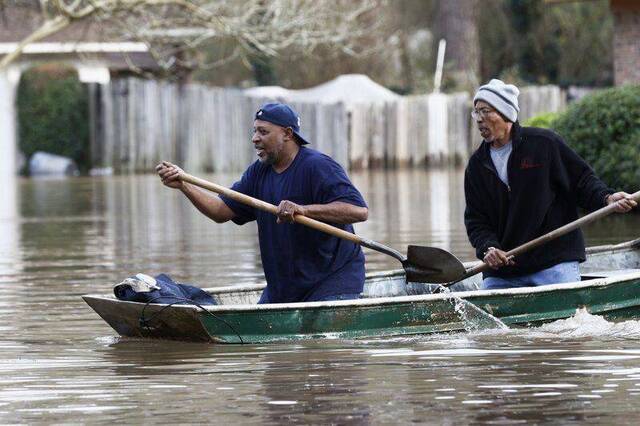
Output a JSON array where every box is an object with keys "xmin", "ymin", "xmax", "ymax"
[{"xmin": 464, "ymin": 122, "xmax": 613, "ymax": 278}]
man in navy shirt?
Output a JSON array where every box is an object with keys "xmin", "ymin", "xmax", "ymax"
[{"xmin": 156, "ymin": 103, "xmax": 368, "ymax": 304}]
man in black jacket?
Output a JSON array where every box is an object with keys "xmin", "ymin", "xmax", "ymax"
[{"xmin": 465, "ymin": 79, "xmax": 636, "ymax": 289}]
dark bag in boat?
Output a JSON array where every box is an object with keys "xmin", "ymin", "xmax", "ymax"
[{"xmin": 113, "ymin": 273, "xmax": 216, "ymax": 305}]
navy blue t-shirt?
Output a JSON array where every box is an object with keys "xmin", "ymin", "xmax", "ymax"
[{"xmin": 220, "ymin": 147, "xmax": 367, "ymax": 303}]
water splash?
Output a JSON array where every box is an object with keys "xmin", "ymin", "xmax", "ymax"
[
  {"xmin": 535, "ymin": 308, "xmax": 640, "ymax": 339},
  {"xmin": 437, "ymin": 285, "xmax": 508, "ymax": 331}
]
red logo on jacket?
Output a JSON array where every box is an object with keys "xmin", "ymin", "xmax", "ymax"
[{"xmin": 520, "ymin": 158, "xmax": 543, "ymax": 169}]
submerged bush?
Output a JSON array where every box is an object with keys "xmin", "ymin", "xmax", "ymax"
[
  {"xmin": 17, "ymin": 64, "xmax": 89, "ymax": 174},
  {"xmin": 552, "ymin": 85, "xmax": 640, "ymax": 191}
]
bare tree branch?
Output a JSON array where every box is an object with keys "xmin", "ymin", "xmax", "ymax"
[
  {"xmin": 0, "ymin": 14, "xmax": 70, "ymax": 69},
  {"xmin": 1, "ymin": 0, "xmax": 379, "ymax": 73}
]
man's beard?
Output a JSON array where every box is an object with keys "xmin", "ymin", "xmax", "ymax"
[{"xmin": 259, "ymin": 151, "xmax": 277, "ymax": 165}]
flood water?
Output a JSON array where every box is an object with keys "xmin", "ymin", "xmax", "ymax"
[{"xmin": 1, "ymin": 168, "xmax": 640, "ymax": 423}]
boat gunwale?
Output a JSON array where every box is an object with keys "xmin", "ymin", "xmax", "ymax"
[
  {"xmin": 82, "ymin": 269, "xmax": 640, "ymax": 313},
  {"xmin": 585, "ymin": 237, "xmax": 640, "ymax": 253},
  {"xmin": 193, "ymin": 237, "xmax": 640, "ymax": 295}
]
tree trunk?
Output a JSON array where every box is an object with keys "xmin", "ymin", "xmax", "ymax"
[
  {"xmin": 398, "ymin": 31, "xmax": 415, "ymax": 93},
  {"xmin": 434, "ymin": 0, "xmax": 480, "ymax": 90}
]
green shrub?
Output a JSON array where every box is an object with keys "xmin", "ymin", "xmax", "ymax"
[
  {"xmin": 552, "ymin": 85, "xmax": 640, "ymax": 191},
  {"xmin": 523, "ymin": 111, "xmax": 561, "ymax": 129},
  {"xmin": 17, "ymin": 64, "xmax": 89, "ymax": 174}
]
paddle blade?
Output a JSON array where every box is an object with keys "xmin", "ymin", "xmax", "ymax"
[{"xmin": 405, "ymin": 245, "xmax": 466, "ymax": 283}]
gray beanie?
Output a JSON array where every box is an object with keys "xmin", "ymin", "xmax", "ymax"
[{"xmin": 473, "ymin": 79, "xmax": 520, "ymax": 122}]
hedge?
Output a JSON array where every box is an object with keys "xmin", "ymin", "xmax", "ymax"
[
  {"xmin": 552, "ymin": 86, "xmax": 640, "ymax": 192},
  {"xmin": 523, "ymin": 111, "xmax": 561, "ymax": 129},
  {"xmin": 17, "ymin": 64, "xmax": 90, "ymax": 174},
  {"xmin": 535, "ymin": 86, "xmax": 640, "ymax": 191}
]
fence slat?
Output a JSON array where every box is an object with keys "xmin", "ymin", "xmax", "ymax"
[{"xmin": 95, "ymin": 78, "xmax": 565, "ymax": 173}]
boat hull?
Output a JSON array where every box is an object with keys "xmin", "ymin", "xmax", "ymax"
[
  {"xmin": 194, "ymin": 273, "xmax": 640, "ymax": 343},
  {"xmin": 82, "ymin": 239, "xmax": 640, "ymax": 344}
]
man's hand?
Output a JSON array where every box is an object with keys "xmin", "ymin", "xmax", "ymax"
[
  {"xmin": 156, "ymin": 161, "xmax": 184, "ymax": 190},
  {"xmin": 276, "ymin": 200, "xmax": 306, "ymax": 224},
  {"xmin": 483, "ymin": 247, "xmax": 515, "ymax": 270},
  {"xmin": 606, "ymin": 192, "xmax": 637, "ymax": 213}
]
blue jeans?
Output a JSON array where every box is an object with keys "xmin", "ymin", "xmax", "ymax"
[{"xmin": 482, "ymin": 261, "xmax": 580, "ymax": 290}]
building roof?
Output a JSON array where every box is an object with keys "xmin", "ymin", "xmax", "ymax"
[
  {"xmin": 0, "ymin": 4, "xmax": 119, "ymax": 43},
  {"xmin": 0, "ymin": 4, "xmax": 159, "ymax": 71},
  {"xmin": 245, "ymin": 74, "xmax": 400, "ymax": 106}
]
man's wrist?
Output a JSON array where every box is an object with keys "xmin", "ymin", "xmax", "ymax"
[
  {"xmin": 483, "ymin": 246, "xmax": 496, "ymax": 257},
  {"xmin": 179, "ymin": 181, "xmax": 192, "ymax": 193}
]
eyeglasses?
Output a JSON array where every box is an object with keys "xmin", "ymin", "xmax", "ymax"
[{"xmin": 471, "ymin": 107, "xmax": 496, "ymax": 120}]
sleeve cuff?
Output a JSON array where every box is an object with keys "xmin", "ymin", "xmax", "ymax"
[
  {"xmin": 477, "ymin": 241, "xmax": 501, "ymax": 260},
  {"xmin": 219, "ymin": 195, "xmax": 252, "ymax": 225}
]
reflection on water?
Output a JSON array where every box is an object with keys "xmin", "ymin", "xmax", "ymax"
[
  {"xmin": 0, "ymin": 182, "xmax": 20, "ymax": 280},
  {"xmin": 0, "ymin": 69, "xmax": 22, "ymax": 281},
  {"xmin": 353, "ymin": 168, "xmax": 469, "ymax": 271},
  {"xmin": 1, "ymin": 170, "xmax": 640, "ymax": 423}
]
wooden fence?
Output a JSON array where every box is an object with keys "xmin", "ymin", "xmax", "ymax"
[{"xmin": 93, "ymin": 78, "xmax": 565, "ymax": 173}]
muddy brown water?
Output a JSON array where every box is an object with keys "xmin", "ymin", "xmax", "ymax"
[{"xmin": 1, "ymin": 169, "xmax": 640, "ymax": 424}]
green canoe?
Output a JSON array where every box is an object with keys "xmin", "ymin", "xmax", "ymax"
[{"xmin": 83, "ymin": 238, "xmax": 640, "ymax": 344}]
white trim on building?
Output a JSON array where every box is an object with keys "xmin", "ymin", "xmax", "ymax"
[{"xmin": 0, "ymin": 42, "xmax": 149, "ymax": 54}]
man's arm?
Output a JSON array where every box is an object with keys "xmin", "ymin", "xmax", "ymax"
[
  {"xmin": 463, "ymin": 168, "xmax": 500, "ymax": 257},
  {"xmin": 156, "ymin": 161, "xmax": 235, "ymax": 223},
  {"xmin": 275, "ymin": 200, "xmax": 368, "ymax": 225},
  {"xmin": 551, "ymin": 135, "xmax": 636, "ymax": 213},
  {"xmin": 180, "ymin": 182, "xmax": 237, "ymax": 223},
  {"xmin": 463, "ymin": 167, "xmax": 514, "ymax": 269},
  {"xmin": 273, "ymin": 156, "xmax": 368, "ymax": 225}
]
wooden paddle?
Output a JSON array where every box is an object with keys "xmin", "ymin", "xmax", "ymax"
[
  {"xmin": 178, "ymin": 173, "xmax": 466, "ymax": 283},
  {"xmin": 440, "ymin": 190, "xmax": 640, "ymax": 286}
]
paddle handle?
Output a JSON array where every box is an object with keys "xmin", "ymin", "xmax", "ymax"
[
  {"xmin": 179, "ymin": 173, "xmax": 364, "ymax": 245},
  {"xmin": 465, "ymin": 190, "xmax": 640, "ymax": 278}
]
